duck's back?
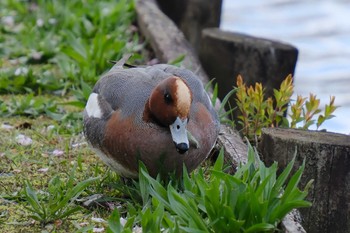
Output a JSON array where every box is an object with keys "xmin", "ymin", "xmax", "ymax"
[{"xmin": 93, "ymin": 64, "xmax": 215, "ymax": 121}]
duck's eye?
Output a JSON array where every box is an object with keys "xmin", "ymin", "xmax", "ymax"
[{"xmin": 164, "ymin": 93, "xmax": 173, "ymax": 104}]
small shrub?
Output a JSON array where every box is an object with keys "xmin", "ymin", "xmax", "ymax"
[
  {"xmin": 235, "ymin": 75, "xmax": 337, "ymax": 140},
  {"xmin": 107, "ymin": 145, "xmax": 312, "ymax": 232},
  {"xmin": 0, "ymin": 0, "xmax": 143, "ymax": 104},
  {"xmin": 0, "ymin": 94, "xmax": 59, "ymax": 118},
  {"xmin": 23, "ymin": 165, "xmax": 98, "ymax": 225},
  {"xmin": 206, "ymin": 80, "xmax": 237, "ymax": 128}
]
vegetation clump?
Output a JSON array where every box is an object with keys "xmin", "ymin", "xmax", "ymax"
[
  {"xmin": 234, "ymin": 75, "xmax": 337, "ymax": 141},
  {"xmin": 104, "ymin": 147, "xmax": 312, "ymax": 232}
]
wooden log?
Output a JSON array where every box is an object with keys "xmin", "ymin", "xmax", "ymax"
[
  {"xmin": 199, "ymin": 28, "xmax": 298, "ymax": 119},
  {"xmin": 135, "ymin": 0, "xmax": 208, "ymax": 83},
  {"xmin": 259, "ymin": 128, "xmax": 350, "ymax": 233},
  {"xmin": 155, "ymin": 0, "xmax": 222, "ymax": 52},
  {"xmin": 214, "ymin": 124, "xmax": 248, "ymax": 173}
]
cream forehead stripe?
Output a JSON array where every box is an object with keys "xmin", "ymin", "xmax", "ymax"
[{"xmin": 175, "ymin": 78, "xmax": 191, "ymax": 112}]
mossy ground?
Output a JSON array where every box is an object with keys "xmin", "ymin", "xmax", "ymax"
[
  {"xmin": 0, "ymin": 0, "xmax": 145, "ymax": 230},
  {"xmin": 0, "ymin": 114, "xmax": 122, "ymax": 232}
]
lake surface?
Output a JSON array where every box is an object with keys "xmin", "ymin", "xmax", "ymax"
[{"xmin": 221, "ymin": 0, "xmax": 350, "ymax": 134}]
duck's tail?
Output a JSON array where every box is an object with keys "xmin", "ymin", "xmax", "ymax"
[{"xmin": 109, "ymin": 53, "xmax": 133, "ymax": 71}]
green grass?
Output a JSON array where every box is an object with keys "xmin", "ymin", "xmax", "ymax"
[
  {"xmin": 0, "ymin": 0, "xmax": 312, "ymax": 232},
  {"xmin": 102, "ymin": 147, "xmax": 312, "ymax": 233},
  {"xmin": 0, "ymin": 0, "xmax": 146, "ymax": 113}
]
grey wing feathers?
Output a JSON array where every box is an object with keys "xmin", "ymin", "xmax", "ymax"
[
  {"xmin": 92, "ymin": 68, "xmax": 160, "ymax": 118},
  {"xmin": 92, "ymin": 63, "xmax": 218, "ymax": 124}
]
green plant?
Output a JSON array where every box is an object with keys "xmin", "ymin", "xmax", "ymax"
[
  {"xmin": 23, "ymin": 165, "xmax": 98, "ymax": 225},
  {"xmin": 168, "ymin": 54, "xmax": 186, "ymax": 67},
  {"xmin": 0, "ymin": 64, "xmax": 65, "ymax": 95},
  {"xmin": 0, "ymin": 94, "xmax": 59, "ymax": 118},
  {"xmin": 206, "ymin": 80, "xmax": 237, "ymax": 127},
  {"xmin": 107, "ymin": 145, "xmax": 312, "ymax": 232},
  {"xmin": 235, "ymin": 75, "xmax": 337, "ymax": 140},
  {"xmin": 107, "ymin": 208, "xmax": 137, "ymax": 233},
  {"xmin": 1, "ymin": 0, "xmax": 144, "ymax": 102}
]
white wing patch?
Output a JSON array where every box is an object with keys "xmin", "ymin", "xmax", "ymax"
[{"xmin": 86, "ymin": 93, "xmax": 102, "ymax": 118}]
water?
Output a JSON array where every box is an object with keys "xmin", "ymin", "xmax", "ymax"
[{"xmin": 221, "ymin": 0, "xmax": 350, "ymax": 134}]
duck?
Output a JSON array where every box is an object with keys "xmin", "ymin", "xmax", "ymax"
[{"xmin": 83, "ymin": 56, "xmax": 220, "ymax": 178}]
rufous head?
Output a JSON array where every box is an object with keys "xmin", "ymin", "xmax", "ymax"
[{"xmin": 147, "ymin": 76, "xmax": 193, "ymax": 154}]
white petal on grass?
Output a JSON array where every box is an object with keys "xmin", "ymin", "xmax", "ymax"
[
  {"xmin": 36, "ymin": 18, "xmax": 44, "ymax": 27},
  {"xmin": 120, "ymin": 217, "xmax": 127, "ymax": 226},
  {"xmin": 93, "ymin": 227, "xmax": 105, "ymax": 233},
  {"xmin": 38, "ymin": 168, "xmax": 49, "ymax": 173},
  {"xmin": 72, "ymin": 141, "xmax": 87, "ymax": 148},
  {"xmin": 16, "ymin": 134, "xmax": 33, "ymax": 146},
  {"xmin": 14, "ymin": 67, "xmax": 29, "ymax": 76},
  {"xmin": 133, "ymin": 226, "xmax": 142, "ymax": 233},
  {"xmin": 91, "ymin": 217, "xmax": 106, "ymax": 223},
  {"xmin": 1, "ymin": 123, "xmax": 14, "ymax": 130},
  {"xmin": 2, "ymin": 16, "xmax": 14, "ymax": 26},
  {"xmin": 47, "ymin": 125, "xmax": 55, "ymax": 131},
  {"xmin": 79, "ymin": 222, "xmax": 89, "ymax": 227},
  {"xmin": 52, "ymin": 149, "xmax": 64, "ymax": 156}
]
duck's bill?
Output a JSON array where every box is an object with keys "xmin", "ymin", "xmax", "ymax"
[{"xmin": 169, "ymin": 117, "xmax": 189, "ymax": 154}]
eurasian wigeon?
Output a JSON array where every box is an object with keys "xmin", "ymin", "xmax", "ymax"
[{"xmin": 83, "ymin": 57, "xmax": 220, "ymax": 178}]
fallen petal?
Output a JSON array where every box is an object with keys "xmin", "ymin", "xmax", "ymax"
[
  {"xmin": 71, "ymin": 142, "xmax": 87, "ymax": 148},
  {"xmin": 133, "ymin": 226, "xmax": 142, "ymax": 233},
  {"xmin": 120, "ymin": 217, "xmax": 127, "ymax": 226},
  {"xmin": 16, "ymin": 134, "xmax": 33, "ymax": 146},
  {"xmin": 52, "ymin": 149, "xmax": 64, "ymax": 156},
  {"xmin": 79, "ymin": 222, "xmax": 89, "ymax": 227},
  {"xmin": 91, "ymin": 217, "xmax": 106, "ymax": 223},
  {"xmin": 93, "ymin": 227, "xmax": 105, "ymax": 233},
  {"xmin": 47, "ymin": 125, "xmax": 55, "ymax": 131},
  {"xmin": 2, "ymin": 16, "xmax": 14, "ymax": 27},
  {"xmin": 36, "ymin": 18, "xmax": 44, "ymax": 27},
  {"xmin": 38, "ymin": 168, "xmax": 49, "ymax": 173},
  {"xmin": 1, "ymin": 123, "xmax": 14, "ymax": 130}
]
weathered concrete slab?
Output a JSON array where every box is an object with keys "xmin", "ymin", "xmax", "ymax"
[{"xmin": 260, "ymin": 128, "xmax": 350, "ymax": 233}]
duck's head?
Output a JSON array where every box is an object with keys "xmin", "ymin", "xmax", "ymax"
[{"xmin": 147, "ymin": 76, "xmax": 193, "ymax": 154}]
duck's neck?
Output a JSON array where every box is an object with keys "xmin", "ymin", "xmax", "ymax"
[{"xmin": 142, "ymin": 99, "xmax": 166, "ymax": 127}]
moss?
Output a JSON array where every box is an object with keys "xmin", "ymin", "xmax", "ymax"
[{"xmin": 0, "ymin": 115, "xmax": 122, "ymax": 232}]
